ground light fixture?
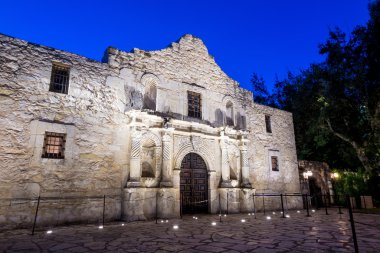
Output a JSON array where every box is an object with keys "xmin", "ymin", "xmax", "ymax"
[
  {"xmin": 285, "ymin": 214, "xmax": 290, "ymax": 218},
  {"xmin": 297, "ymin": 210, "xmax": 300, "ymax": 213},
  {"xmin": 241, "ymin": 219, "xmax": 246, "ymax": 223},
  {"xmin": 98, "ymin": 225, "xmax": 103, "ymax": 229},
  {"xmin": 121, "ymin": 223, "xmax": 125, "ymax": 226},
  {"xmin": 173, "ymin": 225, "xmax": 179, "ymax": 229},
  {"xmin": 46, "ymin": 230, "xmax": 53, "ymax": 234},
  {"xmin": 266, "ymin": 216, "xmax": 271, "ymax": 220},
  {"xmin": 211, "ymin": 222, "xmax": 216, "ymax": 226}
]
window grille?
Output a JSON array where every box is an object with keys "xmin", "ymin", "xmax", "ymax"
[
  {"xmin": 265, "ymin": 115, "xmax": 272, "ymax": 133},
  {"xmin": 271, "ymin": 156, "xmax": 279, "ymax": 171},
  {"xmin": 49, "ymin": 64, "xmax": 70, "ymax": 94},
  {"xmin": 188, "ymin": 91, "xmax": 202, "ymax": 119},
  {"xmin": 42, "ymin": 132, "xmax": 66, "ymax": 159}
]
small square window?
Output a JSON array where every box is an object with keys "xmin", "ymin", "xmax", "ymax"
[
  {"xmin": 188, "ymin": 91, "xmax": 202, "ymax": 119},
  {"xmin": 49, "ymin": 64, "xmax": 70, "ymax": 94},
  {"xmin": 42, "ymin": 132, "xmax": 66, "ymax": 159},
  {"xmin": 271, "ymin": 156, "xmax": 279, "ymax": 171},
  {"xmin": 265, "ymin": 115, "xmax": 272, "ymax": 133}
]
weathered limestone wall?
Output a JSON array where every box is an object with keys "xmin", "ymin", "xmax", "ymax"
[{"xmin": 0, "ymin": 34, "xmax": 132, "ymax": 228}]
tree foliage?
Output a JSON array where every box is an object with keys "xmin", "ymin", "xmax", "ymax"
[{"xmin": 251, "ymin": 2, "xmax": 380, "ymax": 174}]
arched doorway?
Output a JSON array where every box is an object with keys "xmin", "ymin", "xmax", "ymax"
[{"xmin": 180, "ymin": 153, "xmax": 208, "ymax": 213}]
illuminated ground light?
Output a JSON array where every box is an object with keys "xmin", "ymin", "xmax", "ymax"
[
  {"xmin": 272, "ymin": 212, "xmax": 276, "ymax": 215},
  {"xmin": 98, "ymin": 225, "xmax": 103, "ymax": 229},
  {"xmin": 223, "ymin": 214, "xmax": 227, "ymax": 217},
  {"xmin": 165, "ymin": 220, "xmax": 169, "ymax": 223},
  {"xmin": 285, "ymin": 214, "xmax": 290, "ymax": 218},
  {"xmin": 241, "ymin": 219, "xmax": 246, "ymax": 223},
  {"xmin": 280, "ymin": 211, "xmax": 283, "ymax": 214},
  {"xmin": 121, "ymin": 223, "xmax": 125, "ymax": 226},
  {"xmin": 211, "ymin": 222, "xmax": 217, "ymax": 226},
  {"xmin": 248, "ymin": 213, "xmax": 251, "ymax": 215},
  {"xmin": 46, "ymin": 230, "xmax": 53, "ymax": 234},
  {"xmin": 312, "ymin": 209, "xmax": 316, "ymax": 213},
  {"xmin": 297, "ymin": 210, "xmax": 301, "ymax": 213},
  {"xmin": 160, "ymin": 220, "xmax": 164, "ymax": 223},
  {"xmin": 173, "ymin": 225, "xmax": 179, "ymax": 229},
  {"xmin": 266, "ymin": 216, "xmax": 271, "ymax": 220}
]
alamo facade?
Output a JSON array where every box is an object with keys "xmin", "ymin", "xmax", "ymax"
[{"xmin": 0, "ymin": 33, "xmax": 301, "ymax": 228}]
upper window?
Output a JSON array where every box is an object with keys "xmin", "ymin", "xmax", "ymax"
[
  {"xmin": 265, "ymin": 115, "xmax": 272, "ymax": 133},
  {"xmin": 42, "ymin": 132, "xmax": 66, "ymax": 159},
  {"xmin": 271, "ymin": 156, "xmax": 279, "ymax": 171},
  {"xmin": 49, "ymin": 64, "xmax": 70, "ymax": 94},
  {"xmin": 226, "ymin": 101, "xmax": 234, "ymax": 126},
  {"xmin": 187, "ymin": 91, "xmax": 202, "ymax": 119}
]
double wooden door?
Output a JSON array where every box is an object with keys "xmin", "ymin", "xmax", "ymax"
[{"xmin": 180, "ymin": 153, "xmax": 208, "ymax": 213}]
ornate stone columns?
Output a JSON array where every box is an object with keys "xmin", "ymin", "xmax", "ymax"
[
  {"xmin": 220, "ymin": 130, "xmax": 232, "ymax": 188},
  {"xmin": 127, "ymin": 130, "xmax": 142, "ymax": 187},
  {"xmin": 240, "ymin": 135, "xmax": 251, "ymax": 188},
  {"xmin": 160, "ymin": 128, "xmax": 174, "ymax": 187}
]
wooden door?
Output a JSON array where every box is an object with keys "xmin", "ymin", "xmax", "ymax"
[{"xmin": 180, "ymin": 153, "xmax": 208, "ymax": 213}]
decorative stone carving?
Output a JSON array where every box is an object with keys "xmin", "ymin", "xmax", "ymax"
[
  {"xmin": 220, "ymin": 131, "xmax": 232, "ymax": 188},
  {"xmin": 161, "ymin": 129, "xmax": 174, "ymax": 187}
]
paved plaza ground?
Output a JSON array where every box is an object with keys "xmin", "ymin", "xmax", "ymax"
[{"xmin": 0, "ymin": 209, "xmax": 379, "ymax": 253}]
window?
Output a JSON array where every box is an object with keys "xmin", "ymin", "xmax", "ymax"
[
  {"xmin": 271, "ymin": 156, "xmax": 279, "ymax": 171},
  {"xmin": 42, "ymin": 132, "xmax": 66, "ymax": 159},
  {"xmin": 49, "ymin": 64, "xmax": 70, "ymax": 94},
  {"xmin": 187, "ymin": 91, "xmax": 201, "ymax": 118},
  {"xmin": 226, "ymin": 101, "xmax": 234, "ymax": 126},
  {"xmin": 265, "ymin": 115, "xmax": 272, "ymax": 133}
]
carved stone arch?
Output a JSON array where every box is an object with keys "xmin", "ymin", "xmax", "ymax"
[
  {"xmin": 222, "ymin": 95, "xmax": 237, "ymax": 126},
  {"xmin": 227, "ymin": 143, "xmax": 241, "ymax": 181},
  {"xmin": 140, "ymin": 131, "xmax": 162, "ymax": 181},
  {"xmin": 174, "ymin": 144, "xmax": 214, "ymax": 172},
  {"xmin": 141, "ymin": 131, "xmax": 162, "ymax": 147},
  {"xmin": 141, "ymin": 73, "xmax": 159, "ymax": 110}
]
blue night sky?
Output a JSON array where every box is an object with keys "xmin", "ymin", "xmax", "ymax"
[{"xmin": 0, "ymin": 0, "xmax": 371, "ymax": 92}]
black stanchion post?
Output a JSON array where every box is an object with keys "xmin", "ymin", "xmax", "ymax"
[
  {"xmin": 155, "ymin": 191, "xmax": 158, "ymax": 224},
  {"xmin": 226, "ymin": 191, "xmax": 229, "ymax": 215},
  {"xmin": 324, "ymin": 195, "xmax": 329, "ymax": 215},
  {"xmin": 180, "ymin": 192, "xmax": 183, "ymax": 219},
  {"xmin": 305, "ymin": 194, "xmax": 311, "ymax": 217},
  {"xmin": 347, "ymin": 195, "xmax": 359, "ymax": 253},
  {"xmin": 315, "ymin": 194, "xmax": 319, "ymax": 210},
  {"xmin": 102, "ymin": 195, "xmax": 106, "ymax": 226},
  {"xmin": 280, "ymin": 194, "xmax": 285, "ymax": 218},
  {"xmin": 262, "ymin": 193, "xmax": 266, "ymax": 216},
  {"xmin": 32, "ymin": 196, "xmax": 41, "ymax": 235},
  {"xmin": 219, "ymin": 194, "xmax": 222, "ymax": 222},
  {"xmin": 253, "ymin": 194, "xmax": 257, "ymax": 219}
]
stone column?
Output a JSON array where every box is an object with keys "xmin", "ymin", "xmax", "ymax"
[
  {"xmin": 160, "ymin": 129, "xmax": 173, "ymax": 187},
  {"xmin": 127, "ymin": 131, "xmax": 142, "ymax": 187},
  {"xmin": 240, "ymin": 135, "xmax": 251, "ymax": 188},
  {"xmin": 220, "ymin": 131, "xmax": 232, "ymax": 188}
]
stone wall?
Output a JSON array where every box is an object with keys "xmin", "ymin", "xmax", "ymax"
[{"xmin": 0, "ymin": 33, "xmax": 301, "ymax": 228}]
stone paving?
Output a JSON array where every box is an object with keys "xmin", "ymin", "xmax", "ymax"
[{"xmin": 0, "ymin": 209, "xmax": 379, "ymax": 253}]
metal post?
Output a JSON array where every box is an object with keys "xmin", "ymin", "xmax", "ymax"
[
  {"xmin": 347, "ymin": 195, "xmax": 359, "ymax": 253},
  {"xmin": 324, "ymin": 195, "xmax": 329, "ymax": 215},
  {"xmin": 305, "ymin": 194, "xmax": 310, "ymax": 217},
  {"xmin": 280, "ymin": 194, "xmax": 285, "ymax": 218},
  {"xmin": 262, "ymin": 193, "xmax": 266, "ymax": 216},
  {"xmin": 102, "ymin": 195, "xmax": 106, "ymax": 226},
  {"xmin": 32, "ymin": 196, "xmax": 41, "ymax": 235},
  {"xmin": 180, "ymin": 192, "xmax": 183, "ymax": 219},
  {"xmin": 253, "ymin": 194, "xmax": 257, "ymax": 219},
  {"xmin": 155, "ymin": 191, "xmax": 158, "ymax": 224},
  {"xmin": 226, "ymin": 191, "xmax": 229, "ymax": 215},
  {"xmin": 219, "ymin": 194, "xmax": 222, "ymax": 222}
]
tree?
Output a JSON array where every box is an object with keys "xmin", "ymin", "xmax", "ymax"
[{"xmin": 256, "ymin": 2, "xmax": 380, "ymax": 174}]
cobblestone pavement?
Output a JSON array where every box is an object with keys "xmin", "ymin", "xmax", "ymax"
[{"xmin": 0, "ymin": 209, "xmax": 379, "ymax": 253}]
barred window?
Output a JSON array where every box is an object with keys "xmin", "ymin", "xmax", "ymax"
[
  {"xmin": 188, "ymin": 91, "xmax": 202, "ymax": 119},
  {"xmin": 42, "ymin": 132, "xmax": 66, "ymax": 159},
  {"xmin": 271, "ymin": 156, "xmax": 279, "ymax": 171},
  {"xmin": 49, "ymin": 64, "xmax": 70, "ymax": 94},
  {"xmin": 265, "ymin": 115, "xmax": 272, "ymax": 133}
]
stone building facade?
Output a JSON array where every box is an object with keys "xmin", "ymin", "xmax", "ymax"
[{"xmin": 0, "ymin": 33, "xmax": 301, "ymax": 228}]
